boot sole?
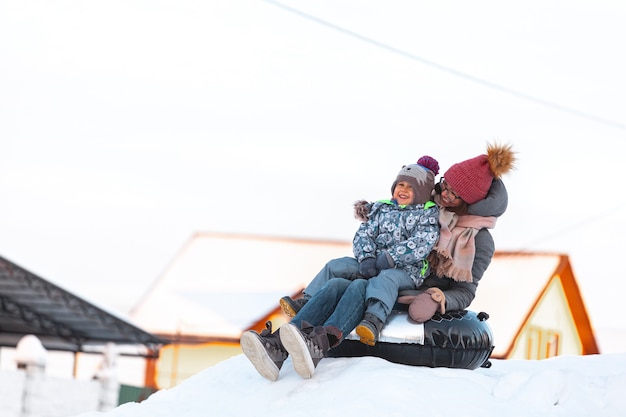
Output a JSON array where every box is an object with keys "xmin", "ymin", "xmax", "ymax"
[
  {"xmin": 355, "ymin": 324, "xmax": 377, "ymax": 346},
  {"xmin": 279, "ymin": 324, "xmax": 315, "ymax": 379},
  {"xmin": 279, "ymin": 297, "xmax": 297, "ymax": 318},
  {"xmin": 240, "ymin": 331, "xmax": 280, "ymax": 381}
]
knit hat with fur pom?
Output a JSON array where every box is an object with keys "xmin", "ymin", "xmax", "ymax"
[
  {"xmin": 391, "ymin": 155, "xmax": 439, "ymax": 205},
  {"xmin": 444, "ymin": 142, "xmax": 516, "ymax": 204}
]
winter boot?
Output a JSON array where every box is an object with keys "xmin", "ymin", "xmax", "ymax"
[
  {"xmin": 279, "ymin": 296, "xmax": 308, "ymax": 318},
  {"xmin": 279, "ymin": 321, "xmax": 342, "ymax": 379},
  {"xmin": 240, "ymin": 321, "xmax": 288, "ymax": 381},
  {"xmin": 355, "ymin": 312, "xmax": 384, "ymax": 346}
]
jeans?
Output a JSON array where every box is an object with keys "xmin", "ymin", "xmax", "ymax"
[
  {"xmin": 303, "ymin": 257, "xmax": 361, "ymax": 299},
  {"xmin": 363, "ymin": 268, "xmax": 415, "ymax": 322},
  {"xmin": 291, "ymin": 278, "xmax": 367, "ymax": 339}
]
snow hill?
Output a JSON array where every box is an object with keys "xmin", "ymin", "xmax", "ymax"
[{"xmin": 75, "ymin": 353, "xmax": 626, "ymax": 417}]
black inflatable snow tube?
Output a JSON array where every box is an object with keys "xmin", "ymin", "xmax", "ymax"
[{"xmin": 328, "ymin": 309, "xmax": 494, "ymax": 370}]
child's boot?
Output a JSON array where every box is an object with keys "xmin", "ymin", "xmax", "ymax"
[
  {"xmin": 279, "ymin": 321, "xmax": 342, "ymax": 379},
  {"xmin": 279, "ymin": 296, "xmax": 308, "ymax": 318},
  {"xmin": 240, "ymin": 321, "xmax": 288, "ymax": 381},
  {"xmin": 355, "ymin": 312, "xmax": 384, "ymax": 346}
]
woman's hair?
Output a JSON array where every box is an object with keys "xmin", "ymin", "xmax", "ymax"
[{"xmin": 446, "ymin": 201, "xmax": 469, "ymax": 215}]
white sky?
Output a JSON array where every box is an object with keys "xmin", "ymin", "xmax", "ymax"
[{"xmin": 1, "ymin": 1, "xmax": 625, "ymax": 350}]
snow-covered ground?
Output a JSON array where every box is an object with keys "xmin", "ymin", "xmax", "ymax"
[{"xmin": 75, "ymin": 352, "xmax": 626, "ymax": 417}]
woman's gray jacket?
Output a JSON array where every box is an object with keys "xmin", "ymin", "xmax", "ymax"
[{"xmin": 399, "ymin": 179, "xmax": 508, "ymax": 311}]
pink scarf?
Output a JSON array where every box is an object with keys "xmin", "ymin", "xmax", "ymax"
[{"xmin": 427, "ymin": 206, "xmax": 497, "ymax": 282}]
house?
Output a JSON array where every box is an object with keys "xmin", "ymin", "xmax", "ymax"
[
  {"xmin": 470, "ymin": 251, "xmax": 599, "ymax": 359},
  {"xmin": 130, "ymin": 232, "xmax": 353, "ymax": 388},
  {"xmin": 131, "ymin": 234, "xmax": 599, "ymax": 388}
]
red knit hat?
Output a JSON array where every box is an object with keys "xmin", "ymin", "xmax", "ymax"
[{"xmin": 444, "ymin": 142, "xmax": 516, "ymax": 204}]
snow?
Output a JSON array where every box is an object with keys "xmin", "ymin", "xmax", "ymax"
[
  {"xmin": 14, "ymin": 335, "xmax": 48, "ymax": 368},
  {"xmin": 73, "ymin": 353, "xmax": 626, "ymax": 417}
]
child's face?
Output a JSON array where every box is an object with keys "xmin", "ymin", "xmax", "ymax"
[{"xmin": 393, "ymin": 181, "xmax": 415, "ymax": 205}]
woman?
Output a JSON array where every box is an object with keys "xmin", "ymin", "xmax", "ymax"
[
  {"xmin": 281, "ymin": 142, "xmax": 516, "ymax": 324},
  {"xmin": 397, "ymin": 142, "xmax": 516, "ymax": 321}
]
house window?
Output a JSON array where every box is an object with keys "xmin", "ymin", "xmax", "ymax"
[
  {"xmin": 546, "ymin": 332, "xmax": 560, "ymax": 357},
  {"xmin": 526, "ymin": 326, "xmax": 561, "ymax": 359}
]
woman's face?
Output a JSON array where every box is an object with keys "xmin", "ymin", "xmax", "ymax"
[{"xmin": 438, "ymin": 178, "xmax": 464, "ymax": 208}]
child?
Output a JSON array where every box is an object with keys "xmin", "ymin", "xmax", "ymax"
[
  {"xmin": 241, "ymin": 157, "xmax": 440, "ymax": 380},
  {"xmin": 351, "ymin": 157, "xmax": 441, "ymax": 345},
  {"xmin": 280, "ymin": 156, "xmax": 440, "ymax": 317}
]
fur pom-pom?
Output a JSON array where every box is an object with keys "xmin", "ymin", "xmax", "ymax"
[
  {"xmin": 487, "ymin": 142, "xmax": 517, "ymax": 179},
  {"xmin": 353, "ymin": 200, "xmax": 370, "ymax": 222},
  {"xmin": 417, "ymin": 155, "xmax": 440, "ymax": 175}
]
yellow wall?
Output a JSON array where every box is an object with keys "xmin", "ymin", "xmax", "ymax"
[
  {"xmin": 154, "ymin": 312, "xmax": 290, "ymax": 388},
  {"xmin": 156, "ymin": 342, "xmax": 242, "ymax": 388},
  {"xmin": 510, "ymin": 277, "xmax": 583, "ymax": 359}
]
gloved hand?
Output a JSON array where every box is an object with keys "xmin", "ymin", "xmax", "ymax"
[
  {"xmin": 375, "ymin": 250, "xmax": 395, "ymax": 271},
  {"xmin": 408, "ymin": 287, "xmax": 446, "ymax": 323},
  {"xmin": 359, "ymin": 257, "xmax": 378, "ymax": 278}
]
